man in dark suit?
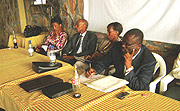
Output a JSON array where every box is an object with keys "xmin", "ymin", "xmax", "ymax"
[
  {"xmin": 86, "ymin": 28, "xmax": 156, "ymax": 91},
  {"xmin": 62, "ymin": 19, "xmax": 97, "ymax": 65}
]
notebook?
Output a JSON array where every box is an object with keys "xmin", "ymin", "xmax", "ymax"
[
  {"xmin": 32, "ymin": 62, "xmax": 62, "ymax": 73},
  {"xmin": 19, "ymin": 75, "xmax": 63, "ymax": 92},
  {"xmin": 42, "ymin": 82, "xmax": 73, "ymax": 99}
]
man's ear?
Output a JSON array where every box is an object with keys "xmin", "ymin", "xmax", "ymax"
[{"xmin": 137, "ymin": 44, "xmax": 141, "ymax": 49}]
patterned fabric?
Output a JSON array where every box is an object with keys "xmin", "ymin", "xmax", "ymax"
[
  {"xmin": 97, "ymin": 39, "xmax": 113, "ymax": 55},
  {"xmin": 0, "ymin": 48, "xmax": 74, "ymax": 110},
  {"xmin": 44, "ymin": 30, "xmax": 68, "ymax": 50},
  {"xmin": 1, "ymin": 74, "xmax": 180, "ymax": 111},
  {"xmin": 8, "ymin": 32, "xmax": 49, "ymax": 49},
  {"xmin": 26, "ymin": 86, "xmax": 180, "ymax": 111},
  {"xmin": 0, "ymin": 48, "xmax": 180, "ymax": 111}
]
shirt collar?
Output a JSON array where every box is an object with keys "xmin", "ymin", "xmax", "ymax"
[
  {"xmin": 116, "ymin": 37, "xmax": 121, "ymax": 41},
  {"xmin": 81, "ymin": 31, "xmax": 87, "ymax": 37},
  {"xmin": 133, "ymin": 48, "xmax": 141, "ymax": 59}
]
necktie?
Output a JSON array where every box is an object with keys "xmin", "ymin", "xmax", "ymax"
[{"xmin": 74, "ymin": 34, "xmax": 83, "ymax": 54}]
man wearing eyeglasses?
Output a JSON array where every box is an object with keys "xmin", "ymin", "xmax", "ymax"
[{"xmin": 86, "ymin": 28, "xmax": 156, "ymax": 91}]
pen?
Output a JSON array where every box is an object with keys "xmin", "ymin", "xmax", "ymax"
[
  {"xmin": 89, "ymin": 63, "xmax": 93, "ymax": 79},
  {"xmin": 89, "ymin": 63, "xmax": 91, "ymax": 69}
]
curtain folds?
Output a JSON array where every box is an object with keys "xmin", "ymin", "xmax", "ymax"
[{"xmin": 84, "ymin": 0, "xmax": 180, "ymax": 44}]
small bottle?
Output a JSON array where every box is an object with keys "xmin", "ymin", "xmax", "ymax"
[
  {"xmin": 59, "ymin": 49, "xmax": 63, "ymax": 58},
  {"xmin": 13, "ymin": 31, "xmax": 18, "ymax": 49},
  {"xmin": 48, "ymin": 45, "xmax": 56, "ymax": 66},
  {"xmin": 28, "ymin": 40, "xmax": 34, "ymax": 57},
  {"xmin": 72, "ymin": 65, "xmax": 81, "ymax": 98}
]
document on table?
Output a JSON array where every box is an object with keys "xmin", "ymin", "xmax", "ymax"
[
  {"xmin": 80, "ymin": 74, "xmax": 129, "ymax": 92},
  {"xmin": 80, "ymin": 73, "xmax": 104, "ymax": 84},
  {"xmin": 42, "ymin": 45, "xmax": 48, "ymax": 51}
]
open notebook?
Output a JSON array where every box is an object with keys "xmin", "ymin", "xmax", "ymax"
[{"xmin": 80, "ymin": 74, "xmax": 129, "ymax": 93}]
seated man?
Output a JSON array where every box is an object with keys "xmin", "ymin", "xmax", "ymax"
[
  {"xmin": 86, "ymin": 28, "xmax": 156, "ymax": 91},
  {"xmin": 61, "ymin": 19, "xmax": 97, "ymax": 65},
  {"xmin": 76, "ymin": 22, "xmax": 123, "ymax": 71}
]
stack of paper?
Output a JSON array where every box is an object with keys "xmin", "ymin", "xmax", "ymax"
[{"xmin": 80, "ymin": 74, "xmax": 129, "ymax": 93}]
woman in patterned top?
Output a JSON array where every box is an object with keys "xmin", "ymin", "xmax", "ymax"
[{"xmin": 35, "ymin": 16, "xmax": 68, "ymax": 55}]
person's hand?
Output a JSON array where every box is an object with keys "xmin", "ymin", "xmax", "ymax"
[
  {"xmin": 84, "ymin": 55, "xmax": 91, "ymax": 60},
  {"xmin": 92, "ymin": 52, "xmax": 103, "ymax": 59},
  {"xmin": 86, "ymin": 68, "xmax": 96, "ymax": 78},
  {"xmin": 63, "ymin": 55, "xmax": 75, "ymax": 61},
  {"xmin": 123, "ymin": 49, "xmax": 135, "ymax": 69}
]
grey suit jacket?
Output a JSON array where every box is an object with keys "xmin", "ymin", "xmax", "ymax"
[
  {"xmin": 93, "ymin": 42, "xmax": 156, "ymax": 90},
  {"xmin": 63, "ymin": 31, "xmax": 97, "ymax": 57}
]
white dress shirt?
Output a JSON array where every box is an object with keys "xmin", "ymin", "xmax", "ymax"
[{"xmin": 76, "ymin": 31, "xmax": 87, "ymax": 54}]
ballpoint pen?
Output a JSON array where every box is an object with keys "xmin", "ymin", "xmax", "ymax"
[{"xmin": 89, "ymin": 63, "xmax": 92, "ymax": 69}]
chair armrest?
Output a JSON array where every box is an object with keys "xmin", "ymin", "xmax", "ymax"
[
  {"xmin": 159, "ymin": 72, "xmax": 175, "ymax": 94},
  {"xmin": 149, "ymin": 76, "xmax": 164, "ymax": 93}
]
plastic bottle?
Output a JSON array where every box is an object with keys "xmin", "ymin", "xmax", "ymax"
[
  {"xmin": 28, "ymin": 40, "xmax": 34, "ymax": 57},
  {"xmin": 59, "ymin": 49, "xmax": 63, "ymax": 58},
  {"xmin": 49, "ymin": 45, "xmax": 56, "ymax": 66},
  {"xmin": 72, "ymin": 65, "xmax": 81, "ymax": 98},
  {"xmin": 13, "ymin": 31, "xmax": 18, "ymax": 49}
]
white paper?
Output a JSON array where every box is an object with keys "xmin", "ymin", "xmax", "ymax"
[
  {"xmin": 85, "ymin": 76, "xmax": 129, "ymax": 93},
  {"xmin": 42, "ymin": 45, "xmax": 48, "ymax": 51},
  {"xmin": 80, "ymin": 73, "xmax": 104, "ymax": 84}
]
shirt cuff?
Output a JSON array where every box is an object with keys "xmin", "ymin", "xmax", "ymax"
[{"xmin": 124, "ymin": 66, "xmax": 134, "ymax": 76}]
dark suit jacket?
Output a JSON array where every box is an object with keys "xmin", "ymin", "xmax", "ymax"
[
  {"xmin": 63, "ymin": 31, "xmax": 97, "ymax": 57},
  {"xmin": 92, "ymin": 42, "xmax": 156, "ymax": 90}
]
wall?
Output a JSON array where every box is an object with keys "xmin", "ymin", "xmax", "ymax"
[
  {"xmin": 0, "ymin": 0, "xmax": 21, "ymax": 48},
  {"xmin": 24, "ymin": 0, "xmax": 83, "ymax": 37}
]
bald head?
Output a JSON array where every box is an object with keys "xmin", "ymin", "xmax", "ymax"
[
  {"xmin": 124, "ymin": 28, "xmax": 144, "ymax": 44},
  {"xmin": 76, "ymin": 19, "xmax": 89, "ymax": 34},
  {"xmin": 76, "ymin": 19, "xmax": 88, "ymax": 29}
]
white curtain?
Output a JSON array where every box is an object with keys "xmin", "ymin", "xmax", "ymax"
[{"xmin": 84, "ymin": 0, "xmax": 180, "ymax": 44}]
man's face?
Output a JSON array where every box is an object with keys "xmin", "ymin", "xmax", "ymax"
[
  {"xmin": 107, "ymin": 26, "xmax": 118, "ymax": 41},
  {"xmin": 75, "ymin": 21, "xmax": 85, "ymax": 33},
  {"xmin": 121, "ymin": 35, "xmax": 140, "ymax": 55}
]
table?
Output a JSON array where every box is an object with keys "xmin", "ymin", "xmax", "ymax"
[
  {"xmin": 0, "ymin": 49, "xmax": 180, "ymax": 111},
  {"xmin": 1, "ymin": 81, "xmax": 180, "ymax": 111},
  {"xmin": 0, "ymin": 48, "xmax": 74, "ymax": 111},
  {"xmin": 0, "ymin": 48, "xmax": 71, "ymax": 85},
  {"xmin": 8, "ymin": 32, "xmax": 49, "ymax": 49}
]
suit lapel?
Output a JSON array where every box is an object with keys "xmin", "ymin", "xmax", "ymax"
[
  {"xmin": 82, "ymin": 31, "xmax": 89, "ymax": 51},
  {"xmin": 71, "ymin": 33, "xmax": 81, "ymax": 54},
  {"xmin": 132, "ymin": 45, "xmax": 144, "ymax": 72}
]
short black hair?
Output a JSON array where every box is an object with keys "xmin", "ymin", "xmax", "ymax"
[
  {"xmin": 124, "ymin": 28, "xmax": 144, "ymax": 43},
  {"xmin": 107, "ymin": 22, "xmax": 123, "ymax": 36},
  {"xmin": 51, "ymin": 16, "xmax": 62, "ymax": 25}
]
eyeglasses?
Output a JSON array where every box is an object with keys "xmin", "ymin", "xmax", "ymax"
[
  {"xmin": 122, "ymin": 40, "xmax": 141, "ymax": 48},
  {"xmin": 109, "ymin": 30, "xmax": 115, "ymax": 33}
]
